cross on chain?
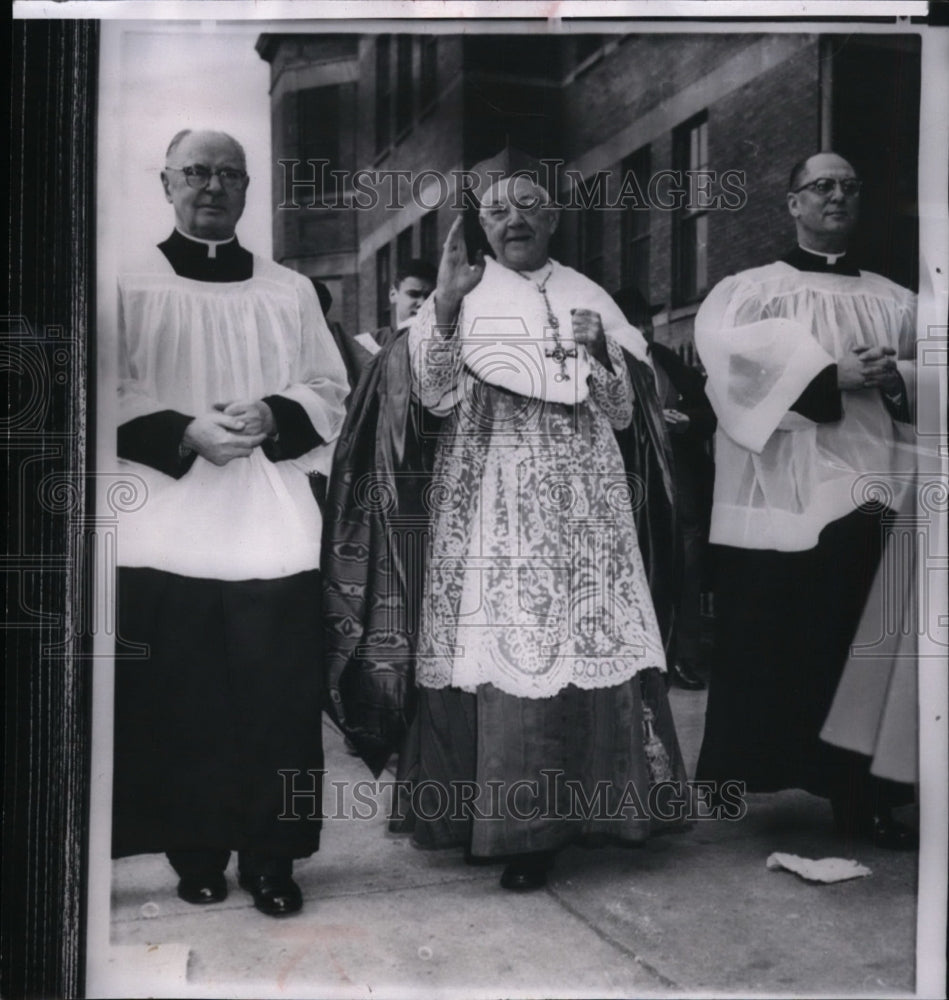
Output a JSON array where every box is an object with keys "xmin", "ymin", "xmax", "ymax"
[{"xmin": 518, "ymin": 267, "xmax": 577, "ymax": 382}]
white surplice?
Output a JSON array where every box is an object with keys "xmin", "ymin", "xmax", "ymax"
[
  {"xmin": 695, "ymin": 262, "xmax": 917, "ymax": 552},
  {"xmin": 116, "ymin": 248, "xmax": 349, "ymax": 580}
]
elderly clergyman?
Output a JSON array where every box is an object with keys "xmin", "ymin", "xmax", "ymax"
[
  {"xmin": 401, "ymin": 151, "xmax": 690, "ymax": 890},
  {"xmin": 694, "ymin": 152, "xmax": 918, "ymax": 848},
  {"xmin": 112, "ymin": 130, "xmax": 348, "ymax": 914}
]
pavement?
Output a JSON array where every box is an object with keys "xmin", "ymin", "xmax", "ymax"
[{"xmin": 99, "ymin": 687, "xmax": 922, "ymax": 999}]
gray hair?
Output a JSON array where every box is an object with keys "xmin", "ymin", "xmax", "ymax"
[{"xmin": 165, "ymin": 129, "xmax": 247, "ymax": 171}]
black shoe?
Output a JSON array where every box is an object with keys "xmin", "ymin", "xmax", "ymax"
[
  {"xmin": 238, "ymin": 872, "xmax": 303, "ymax": 916},
  {"xmin": 832, "ymin": 799, "xmax": 919, "ymax": 852},
  {"xmin": 499, "ymin": 852, "xmax": 554, "ymax": 891},
  {"xmin": 177, "ymin": 873, "xmax": 227, "ymax": 905},
  {"xmin": 667, "ymin": 660, "xmax": 706, "ymax": 690},
  {"xmin": 870, "ymin": 811, "xmax": 919, "ymax": 851}
]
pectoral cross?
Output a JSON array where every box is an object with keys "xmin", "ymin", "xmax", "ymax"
[
  {"xmin": 518, "ymin": 266, "xmax": 577, "ymax": 382},
  {"xmin": 545, "ymin": 332, "xmax": 578, "ymax": 382}
]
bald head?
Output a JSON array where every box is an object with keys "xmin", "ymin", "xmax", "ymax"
[
  {"xmin": 788, "ymin": 152, "xmax": 856, "ymax": 193},
  {"xmin": 786, "ymin": 152, "xmax": 860, "ymax": 254},
  {"xmin": 165, "ymin": 129, "xmax": 247, "ymax": 171}
]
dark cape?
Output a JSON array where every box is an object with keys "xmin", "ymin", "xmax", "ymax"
[
  {"xmin": 614, "ymin": 352, "xmax": 678, "ymax": 656},
  {"xmin": 321, "ymin": 333, "xmax": 439, "ymax": 776},
  {"xmin": 322, "ymin": 339, "xmax": 678, "ymax": 776}
]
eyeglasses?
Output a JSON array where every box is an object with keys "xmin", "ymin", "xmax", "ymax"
[
  {"xmin": 481, "ymin": 197, "xmax": 546, "ymax": 221},
  {"xmin": 792, "ymin": 177, "xmax": 862, "ymax": 198},
  {"xmin": 165, "ymin": 165, "xmax": 248, "ymax": 191}
]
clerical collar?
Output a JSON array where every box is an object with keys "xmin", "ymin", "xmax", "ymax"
[
  {"xmin": 173, "ymin": 227, "xmax": 238, "ymax": 259},
  {"xmin": 799, "ymin": 244, "xmax": 846, "ymax": 264},
  {"xmin": 782, "ymin": 244, "xmax": 860, "ymax": 277},
  {"xmin": 159, "ymin": 228, "xmax": 253, "ymax": 282}
]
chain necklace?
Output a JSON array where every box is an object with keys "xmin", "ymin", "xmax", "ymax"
[{"xmin": 516, "ymin": 265, "xmax": 576, "ymax": 382}]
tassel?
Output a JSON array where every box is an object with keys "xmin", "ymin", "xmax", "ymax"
[{"xmin": 643, "ymin": 704, "xmax": 674, "ymax": 783}]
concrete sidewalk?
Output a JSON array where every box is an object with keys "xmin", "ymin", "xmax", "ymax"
[{"xmin": 101, "ymin": 689, "xmax": 919, "ymax": 998}]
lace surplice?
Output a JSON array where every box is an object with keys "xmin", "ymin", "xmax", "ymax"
[{"xmin": 408, "ymin": 270, "xmax": 665, "ymax": 699}]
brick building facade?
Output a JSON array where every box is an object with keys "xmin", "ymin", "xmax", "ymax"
[{"xmin": 256, "ymin": 30, "xmax": 920, "ymax": 359}]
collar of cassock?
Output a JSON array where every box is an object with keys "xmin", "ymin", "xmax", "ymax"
[
  {"xmin": 782, "ymin": 244, "xmax": 860, "ymax": 276},
  {"xmin": 158, "ymin": 228, "xmax": 254, "ymax": 282}
]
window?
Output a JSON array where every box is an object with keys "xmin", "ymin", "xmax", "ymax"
[
  {"xmin": 396, "ymin": 227, "xmax": 413, "ymax": 275},
  {"xmin": 673, "ymin": 113, "xmax": 709, "ymax": 304},
  {"xmin": 375, "ymin": 36, "xmax": 392, "ymax": 155},
  {"xmin": 420, "ymin": 37, "xmax": 438, "ymax": 112},
  {"xmin": 579, "ymin": 206, "xmax": 604, "ymax": 287},
  {"xmin": 376, "ymin": 244, "xmax": 391, "ymax": 327},
  {"xmin": 297, "ymin": 85, "xmax": 340, "ymax": 199},
  {"xmin": 395, "ymin": 36, "xmax": 414, "ymax": 136},
  {"xmin": 419, "ymin": 210, "xmax": 439, "ymax": 265},
  {"xmin": 621, "ymin": 146, "xmax": 651, "ymax": 296}
]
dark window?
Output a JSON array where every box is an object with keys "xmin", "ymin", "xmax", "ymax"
[
  {"xmin": 579, "ymin": 206, "xmax": 604, "ymax": 287},
  {"xmin": 621, "ymin": 146, "xmax": 651, "ymax": 297},
  {"xmin": 397, "ymin": 227, "xmax": 413, "ymax": 274},
  {"xmin": 673, "ymin": 113, "xmax": 709, "ymax": 304},
  {"xmin": 395, "ymin": 35, "xmax": 414, "ymax": 136},
  {"xmin": 419, "ymin": 210, "xmax": 439, "ymax": 265},
  {"xmin": 420, "ymin": 37, "xmax": 438, "ymax": 112},
  {"xmin": 297, "ymin": 85, "xmax": 340, "ymax": 197},
  {"xmin": 376, "ymin": 243, "xmax": 391, "ymax": 327},
  {"xmin": 375, "ymin": 36, "xmax": 392, "ymax": 155}
]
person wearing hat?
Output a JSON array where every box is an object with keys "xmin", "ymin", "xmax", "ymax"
[
  {"xmin": 401, "ymin": 152, "xmax": 690, "ymax": 890},
  {"xmin": 613, "ymin": 286, "xmax": 716, "ymax": 691}
]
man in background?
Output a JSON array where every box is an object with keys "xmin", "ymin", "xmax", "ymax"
[{"xmin": 353, "ymin": 258, "xmax": 437, "ymax": 367}]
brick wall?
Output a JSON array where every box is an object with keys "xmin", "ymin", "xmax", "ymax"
[
  {"xmin": 557, "ymin": 34, "xmax": 820, "ymax": 352},
  {"xmin": 263, "ymin": 32, "xmax": 824, "ymax": 347},
  {"xmin": 707, "ymin": 37, "xmax": 820, "ymax": 285},
  {"xmin": 354, "ymin": 37, "xmax": 465, "ymax": 333},
  {"xmin": 561, "ymin": 35, "xmax": 761, "ymax": 161}
]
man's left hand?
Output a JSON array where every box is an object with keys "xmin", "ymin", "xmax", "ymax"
[
  {"xmin": 571, "ymin": 309, "xmax": 610, "ymax": 367},
  {"xmin": 217, "ymin": 400, "xmax": 276, "ymax": 438}
]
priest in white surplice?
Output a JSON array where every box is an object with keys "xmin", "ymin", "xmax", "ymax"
[
  {"xmin": 112, "ymin": 130, "xmax": 348, "ymax": 915},
  {"xmin": 403, "ymin": 153, "xmax": 690, "ymax": 891},
  {"xmin": 694, "ymin": 152, "xmax": 918, "ymax": 849}
]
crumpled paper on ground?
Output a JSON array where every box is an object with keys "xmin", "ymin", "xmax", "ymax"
[{"xmin": 766, "ymin": 852, "xmax": 871, "ymax": 883}]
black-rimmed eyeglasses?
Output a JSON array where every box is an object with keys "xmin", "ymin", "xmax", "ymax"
[
  {"xmin": 165, "ymin": 165, "xmax": 248, "ymax": 191},
  {"xmin": 792, "ymin": 177, "xmax": 862, "ymax": 198}
]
